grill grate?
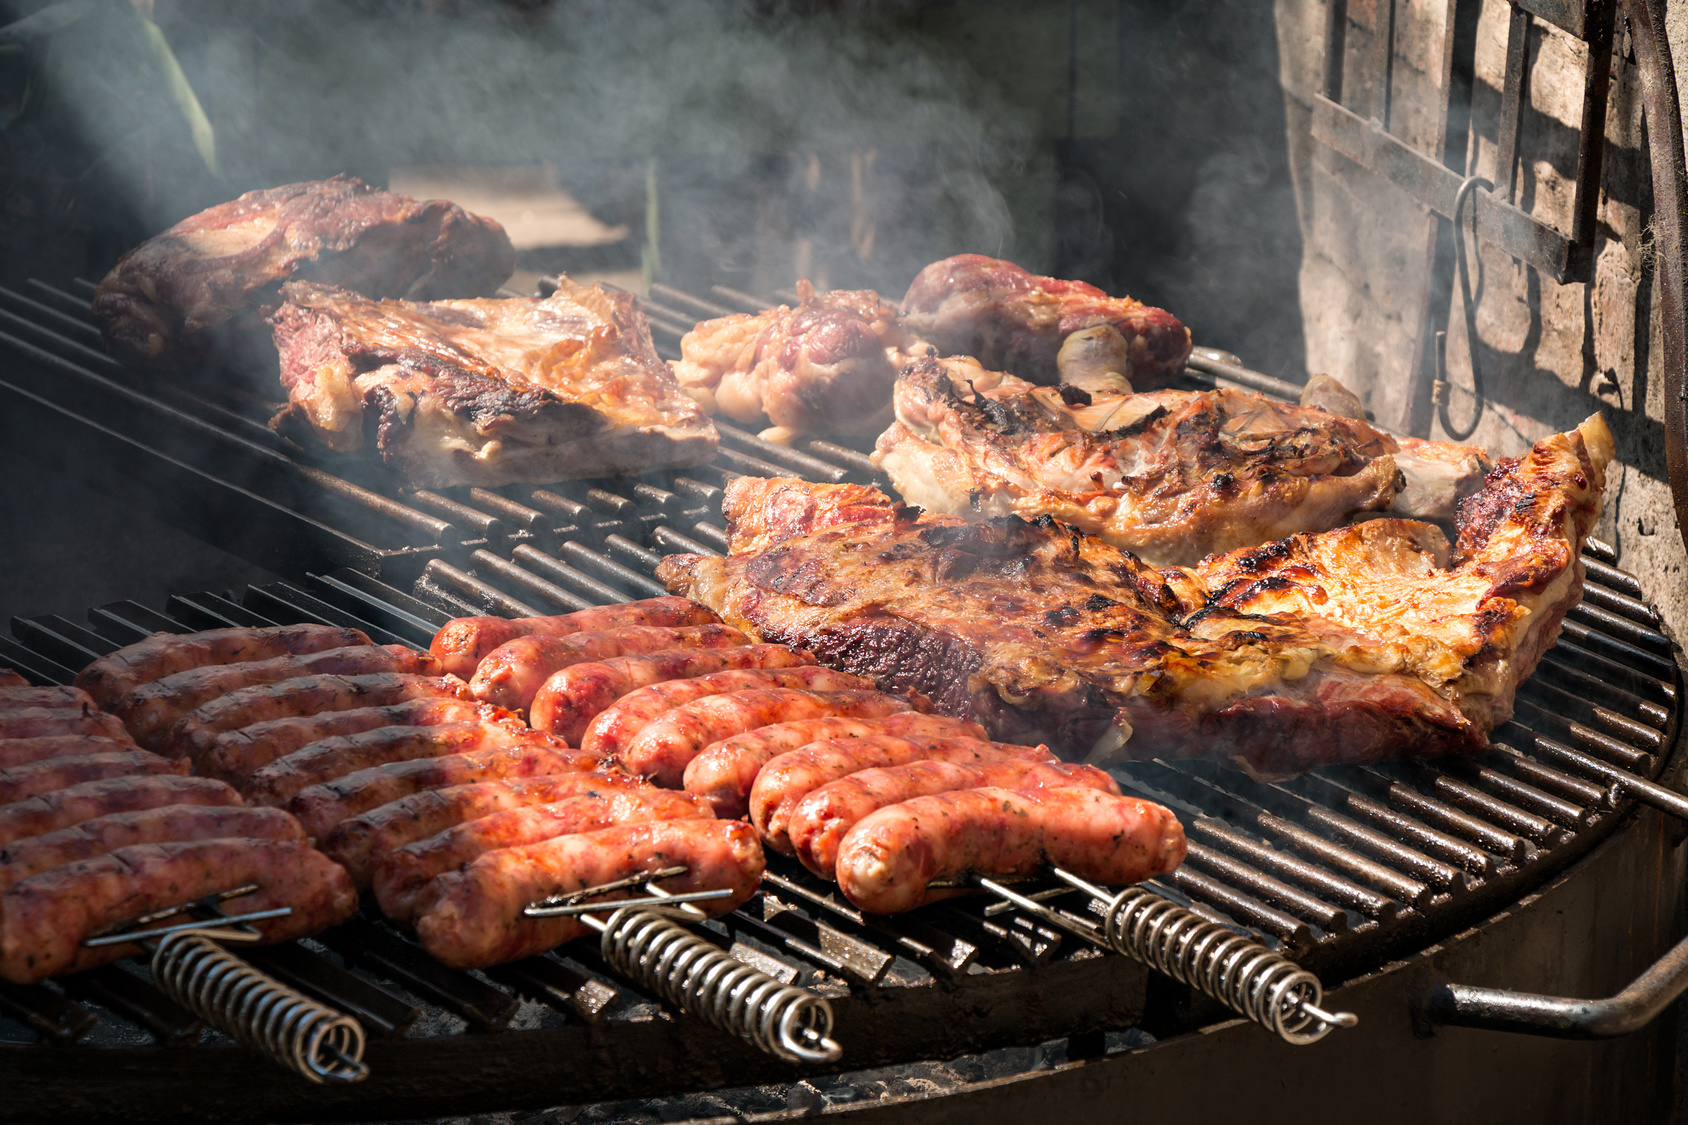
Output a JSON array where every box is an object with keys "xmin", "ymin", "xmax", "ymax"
[{"xmin": 0, "ymin": 278, "xmax": 1680, "ymax": 1121}]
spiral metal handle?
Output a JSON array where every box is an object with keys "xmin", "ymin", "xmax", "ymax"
[
  {"xmin": 152, "ymin": 930, "xmax": 368, "ymax": 1083},
  {"xmin": 601, "ymin": 906, "xmax": 842, "ymax": 1063},
  {"xmin": 1095, "ymin": 887, "xmax": 1352, "ymax": 1045}
]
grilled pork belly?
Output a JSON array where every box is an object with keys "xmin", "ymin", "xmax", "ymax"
[
  {"xmin": 93, "ymin": 176, "xmax": 515, "ymax": 372},
  {"xmin": 899, "ymin": 254, "xmax": 1192, "ymax": 387},
  {"xmin": 670, "ymin": 282, "xmax": 928, "ymax": 442},
  {"xmin": 874, "ymin": 357, "xmax": 1490, "ymax": 565},
  {"xmin": 659, "ymin": 415, "xmax": 1612, "ymax": 777},
  {"xmin": 268, "ymin": 277, "xmax": 718, "ymax": 487}
]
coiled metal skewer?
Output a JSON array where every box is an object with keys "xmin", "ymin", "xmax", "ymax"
[{"xmin": 978, "ymin": 869, "xmax": 1358, "ymax": 1045}]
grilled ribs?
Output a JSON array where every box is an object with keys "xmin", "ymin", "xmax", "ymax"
[
  {"xmin": 268, "ymin": 277, "xmax": 717, "ymax": 487},
  {"xmin": 658, "ymin": 415, "xmax": 1612, "ymax": 776},
  {"xmin": 93, "ymin": 176, "xmax": 515, "ymax": 372},
  {"xmin": 874, "ymin": 356, "xmax": 1490, "ymax": 565}
]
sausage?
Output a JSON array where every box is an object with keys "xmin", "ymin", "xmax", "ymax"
[
  {"xmin": 0, "ymin": 709, "xmax": 129, "ymax": 742},
  {"xmin": 0, "ymin": 805, "xmax": 303, "ymax": 893},
  {"xmin": 0, "ymin": 775, "xmax": 241, "ymax": 849},
  {"xmin": 74, "ymin": 625, "xmax": 371, "ymax": 711},
  {"xmin": 246, "ymin": 720, "xmax": 560, "ymax": 808},
  {"xmin": 470, "ymin": 624, "xmax": 752, "ymax": 713},
  {"xmin": 323, "ymin": 772, "xmax": 653, "ymax": 890},
  {"xmin": 581, "ymin": 666, "xmax": 880, "ymax": 757},
  {"xmin": 0, "ymin": 686, "xmax": 96, "ymax": 711},
  {"xmin": 750, "ymin": 736, "xmax": 1058, "ymax": 853},
  {"xmin": 0, "ymin": 736, "xmax": 140, "ymax": 769},
  {"xmin": 192, "ymin": 697, "xmax": 508, "ymax": 785},
  {"xmin": 683, "ymin": 712, "xmax": 989, "ymax": 818},
  {"xmin": 430, "ymin": 597, "xmax": 721, "ymax": 679},
  {"xmin": 622, "ymin": 689, "xmax": 921, "ymax": 789},
  {"xmin": 413, "ymin": 819, "xmax": 763, "ymax": 969},
  {"xmin": 374, "ymin": 787, "xmax": 712, "ymax": 923},
  {"xmin": 163, "ymin": 674, "xmax": 474, "ymax": 761},
  {"xmin": 529, "ymin": 645, "xmax": 816, "ymax": 743},
  {"xmin": 789, "ymin": 760, "xmax": 1120, "ymax": 877},
  {"xmin": 836, "ymin": 787, "xmax": 1187, "ymax": 914},
  {"xmin": 0, "ymin": 751, "xmax": 186, "ymax": 805},
  {"xmin": 0, "ymin": 670, "xmax": 27, "ymax": 689},
  {"xmin": 0, "ymin": 838, "xmax": 357, "ymax": 983},
  {"xmin": 119, "ymin": 645, "xmax": 437, "ymax": 750},
  {"xmin": 289, "ymin": 744, "xmax": 605, "ymax": 842}
]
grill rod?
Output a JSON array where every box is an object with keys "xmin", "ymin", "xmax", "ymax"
[{"xmin": 975, "ymin": 870, "xmax": 1358, "ymax": 1045}]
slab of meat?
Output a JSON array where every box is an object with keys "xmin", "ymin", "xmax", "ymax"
[
  {"xmin": 164, "ymin": 673, "xmax": 474, "ymax": 761},
  {"xmin": 836, "ymin": 787, "xmax": 1185, "ymax": 913},
  {"xmin": 660, "ymin": 415, "xmax": 1612, "ymax": 776},
  {"xmin": 529, "ymin": 644, "xmax": 817, "ymax": 744},
  {"xmin": 245, "ymin": 720, "xmax": 561, "ymax": 808},
  {"xmin": 413, "ymin": 819, "xmax": 762, "ymax": 969},
  {"xmin": 0, "ymin": 686, "xmax": 95, "ymax": 711},
  {"xmin": 470, "ymin": 624, "xmax": 751, "ymax": 713},
  {"xmin": 0, "ymin": 709, "xmax": 129, "ymax": 741},
  {"xmin": 0, "ymin": 736, "xmax": 140, "ymax": 769},
  {"xmin": 580, "ymin": 666, "xmax": 882, "ymax": 757},
  {"xmin": 0, "ymin": 839, "xmax": 357, "ymax": 983},
  {"xmin": 874, "ymin": 358, "xmax": 1489, "ymax": 566},
  {"xmin": 0, "ymin": 752, "xmax": 185, "ymax": 805},
  {"xmin": 682, "ymin": 712, "xmax": 989, "ymax": 818},
  {"xmin": 75, "ymin": 625, "xmax": 371, "ymax": 711},
  {"xmin": 92, "ymin": 176, "xmax": 515, "ymax": 373},
  {"xmin": 0, "ymin": 805, "xmax": 304, "ymax": 893},
  {"xmin": 750, "ymin": 736, "xmax": 1058, "ymax": 852},
  {"xmin": 192, "ymin": 697, "xmax": 508, "ymax": 785},
  {"xmin": 288, "ymin": 744, "xmax": 605, "ymax": 842},
  {"xmin": 322, "ymin": 772, "xmax": 651, "ymax": 890},
  {"xmin": 120, "ymin": 645, "xmax": 437, "ymax": 750},
  {"xmin": 431, "ymin": 597, "xmax": 721, "ymax": 679},
  {"xmin": 0, "ymin": 776, "xmax": 241, "ymax": 849},
  {"xmin": 620, "ymin": 688, "xmax": 920, "ymax": 788},
  {"xmin": 375, "ymin": 788, "xmax": 712, "ymax": 923},
  {"xmin": 789, "ymin": 759, "xmax": 1119, "ymax": 878},
  {"xmin": 268, "ymin": 277, "xmax": 718, "ymax": 488},
  {"xmin": 670, "ymin": 281, "xmax": 928, "ymax": 442}
]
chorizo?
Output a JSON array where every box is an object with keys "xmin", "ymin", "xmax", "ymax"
[
  {"xmin": 430, "ymin": 597, "xmax": 720, "ymax": 679},
  {"xmin": 75, "ymin": 624, "xmax": 370, "ymax": 710},
  {"xmin": 470, "ymin": 623, "xmax": 750, "ymax": 713},
  {"xmin": 0, "ymin": 775, "xmax": 242, "ymax": 849},
  {"xmin": 0, "ymin": 751, "xmax": 186, "ymax": 805},
  {"xmin": 0, "ymin": 686, "xmax": 96, "ymax": 711},
  {"xmin": 0, "ymin": 709, "xmax": 128, "ymax": 742},
  {"xmin": 0, "ymin": 736, "xmax": 140, "ymax": 769}
]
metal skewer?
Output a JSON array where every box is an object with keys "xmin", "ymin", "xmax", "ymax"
[
  {"xmin": 974, "ymin": 868, "xmax": 1359, "ymax": 1046},
  {"xmin": 522, "ymin": 866, "xmax": 843, "ymax": 1064}
]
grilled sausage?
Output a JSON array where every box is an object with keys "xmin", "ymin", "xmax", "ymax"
[
  {"xmin": 430, "ymin": 597, "xmax": 720, "ymax": 679},
  {"xmin": 0, "ymin": 838, "xmax": 358, "ymax": 983},
  {"xmin": 0, "ymin": 709, "xmax": 129, "ymax": 742},
  {"xmin": 374, "ymin": 787, "xmax": 712, "ymax": 923},
  {"xmin": 192, "ymin": 697, "xmax": 508, "ymax": 785},
  {"xmin": 470, "ymin": 624, "xmax": 752, "ymax": 713},
  {"xmin": 621, "ymin": 689, "xmax": 921, "ymax": 788},
  {"xmin": 835, "ymin": 787, "xmax": 1187, "ymax": 914},
  {"xmin": 0, "ymin": 736, "xmax": 140, "ymax": 769},
  {"xmin": 164, "ymin": 674, "xmax": 474, "ymax": 761},
  {"xmin": 683, "ymin": 713, "xmax": 989, "ymax": 818},
  {"xmin": 74, "ymin": 625, "xmax": 371, "ymax": 710},
  {"xmin": 529, "ymin": 645, "xmax": 816, "ymax": 743},
  {"xmin": 413, "ymin": 819, "xmax": 763, "ymax": 969},
  {"xmin": 0, "ymin": 805, "xmax": 304, "ymax": 893},
  {"xmin": 289, "ymin": 744, "xmax": 604, "ymax": 842},
  {"xmin": 0, "ymin": 775, "xmax": 241, "ymax": 849},
  {"xmin": 246, "ymin": 720, "xmax": 555, "ymax": 808},
  {"xmin": 0, "ymin": 751, "xmax": 186, "ymax": 805},
  {"xmin": 581, "ymin": 667, "xmax": 881, "ymax": 757},
  {"xmin": 789, "ymin": 760, "xmax": 1120, "ymax": 877},
  {"xmin": 323, "ymin": 772, "xmax": 653, "ymax": 890},
  {"xmin": 120, "ymin": 645, "xmax": 437, "ymax": 750},
  {"xmin": 0, "ymin": 670, "xmax": 27, "ymax": 689},
  {"xmin": 0, "ymin": 686, "xmax": 96, "ymax": 711},
  {"xmin": 750, "ymin": 736, "xmax": 1058, "ymax": 853}
]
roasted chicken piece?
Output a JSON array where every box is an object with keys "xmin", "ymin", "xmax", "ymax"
[
  {"xmin": 874, "ymin": 357, "xmax": 1490, "ymax": 565},
  {"xmin": 899, "ymin": 254, "xmax": 1192, "ymax": 387},
  {"xmin": 659, "ymin": 414, "xmax": 1612, "ymax": 777},
  {"xmin": 268, "ymin": 277, "xmax": 718, "ymax": 487},
  {"xmin": 670, "ymin": 282, "xmax": 928, "ymax": 442}
]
